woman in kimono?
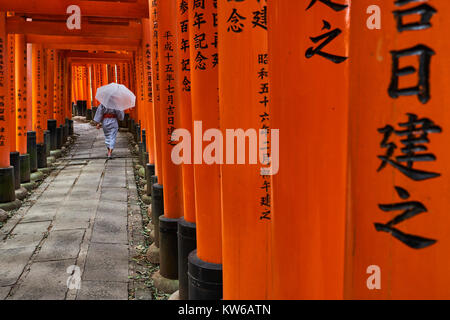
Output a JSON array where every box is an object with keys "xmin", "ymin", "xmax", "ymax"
[{"xmin": 94, "ymin": 104, "xmax": 125, "ymax": 158}]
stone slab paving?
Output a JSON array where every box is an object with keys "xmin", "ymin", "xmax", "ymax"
[{"xmin": 0, "ymin": 121, "xmax": 139, "ymax": 300}]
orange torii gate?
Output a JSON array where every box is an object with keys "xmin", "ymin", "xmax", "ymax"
[{"xmin": 0, "ymin": 3, "xmax": 146, "ymax": 211}]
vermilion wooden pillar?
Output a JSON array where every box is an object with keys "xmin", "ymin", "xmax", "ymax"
[
  {"xmin": 175, "ymin": 0, "xmax": 196, "ymax": 300},
  {"xmin": 129, "ymin": 60, "xmax": 137, "ymax": 121},
  {"xmin": 63, "ymin": 55, "xmax": 70, "ymax": 122},
  {"xmin": 0, "ymin": 12, "xmax": 15, "ymax": 204},
  {"xmin": 268, "ymin": 0, "xmax": 349, "ymax": 299},
  {"xmin": 32, "ymin": 44, "xmax": 45, "ymax": 144},
  {"xmin": 92, "ymin": 64, "xmax": 98, "ymax": 107},
  {"xmin": 46, "ymin": 49, "xmax": 55, "ymax": 122},
  {"xmin": 176, "ymin": 0, "xmax": 195, "ymax": 226},
  {"xmin": 148, "ymin": 0, "xmax": 166, "ymax": 255},
  {"xmin": 142, "ymin": 18, "xmax": 156, "ymax": 165},
  {"xmin": 187, "ymin": 0, "xmax": 222, "ymax": 299},
  {"xmin": 157, "ymin": 0, "xmax": 184, "ymax": 280},
  {"xmin": 102, "ymin": 64, "xmax": 108, "ymax": 86},
  {"xmin": 26, "ymin": 44, "xmax": 32, "ymax": 137},
  {"xmin": 135, "ymin": 51, "xmax": 144, "ymax": 130},
  {"xmin": 345, "ymin": 0, "xmax": 450, "ymax": 299},
  {"xmin": 6, "ymin": 16, "xmax": 20, "ymax": 190},
  {"xmin": 218, "ymin": 0, "xmax": 272, "ymax": 300},
  {"xmin": 81, "ymin": 65, "xmax": 87, "ymax": 102},
  {"xmin": 15, "ymin": 34, "xmax": 27, "ymax": 155},
  {"xmin": 41, "ymin": 49, "xmax": 49, "ymax": 133},
  {"xmin": 71, "ymin": 65, "xmax": 76, "ymax": 104},
  {"xmin": 86, "ymin": 65, "xmax": 92, "ymax": 109},
  {"xmin": 116, "ymin": 63, "xmax": 122, "ymax": 85},
  {"xmin": 0, "ymin": 12, "xmax": 11, "ymax": 166},
  {"xmin": 150, "ymin": 0, "xmax": 164, "ymax": 182},
  {"xmin": 52, "ymin": 51, "xmax": 60, "ymax": 121},
  {"xmin": 8, "ymin": 34, "xmax": 16, "ymax": 153},
  {"xmin": 73, "ymin": 66, "xmax": 79, "ymax": 103}
]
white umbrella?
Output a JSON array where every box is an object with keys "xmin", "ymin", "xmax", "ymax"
[{"xmin": 95, "ymin": 82, "xmax": 136, "ymax": 111}]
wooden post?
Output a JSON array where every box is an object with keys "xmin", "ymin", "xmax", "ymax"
[
  {"xmin": 15, "ymin": 34, "xmax": 27, "ymax": 155},
  {"xmin": 157, "ymin": 0, "xmax": 184, "ymax": 280},
  {"xmin": 218, "ymin": 0, "xmax": 272, "ymax": 300},
  {"xmin": 46, "ymin": 49, "xmax": 55, "ymax": 122},
  {"xmin": 8, "ymin": 34, "xmax": 20, "ymax": 190},
  {"xmin": 0, "ymin": 13, "xmax": 10, "ymax": 160},
  {"xmin": 0, "ymin": 12, "xmax": 11, "ymax": 167},
  {"xmin": 150, "ymin": 0, "xmax": 164, "ymax": 182},
  {"xmin": 73, "ymin": 66, "xmax": 79, "ymax": 103},
  {"xmin": 14, "ymin": 34, "xmax": 30, "ymax": 184},
  {"xmin": 148, "ymin": 0, "xmax": 166, "ymax": 255},
  {"xmin": 86, "ymin": 64, "xmax": 92, "ymax": 110},
  {"xmin": 52, "ymin": 50, "xmax": 59, "ymax": 122},
  {"xmin": 142, "ymin": 18, "xmax": 156, "ymax": 165},
  {"xmin": 0, "ymin": 12, "xmax": 16, "ymax": 203},
  {"xmin": 268, "ymin": 0, "xmax": 349, "ymax": 299},
  {"xmin": 345, "ymin": 0, "xmax": 450, "ymax": 299},
  {"xmin": 174, "ymin": 0, "xmax": 197, "ymax": 300},
  {"xmin": 71, "ymin": 65, "xmax": 76, "ymax": 105},
  {"xmin": 32, "ymin": 44, "xmax": 45, "ymax": 144},
  {"xmin": 63, "ymin": 54, "xmax": 70, "ymax": 122},
  {"xmin": 8, "ymin": 34, "xmax": 15, "ymax": 153},
  {"xmin": 187, "ymin": 0, "xmax": 222, "ymax": 299}
]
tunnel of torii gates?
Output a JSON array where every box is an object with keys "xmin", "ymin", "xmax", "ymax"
[{"xmin": 0, "ymin": 0, "xmax": 449, "ymax": 300}]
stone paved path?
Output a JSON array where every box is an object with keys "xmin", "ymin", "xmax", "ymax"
[{"xmin": 0, "ymin": 121, "xmax": 139, "ymax": 300}]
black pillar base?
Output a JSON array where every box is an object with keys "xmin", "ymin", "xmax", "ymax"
[
  {"xmin": 56, "ymin": 126, "xmax": 63, "ymax": 149},
  {"xmin": 138, "ymin": 142, "xmax": 144, "ymax": 165},
  {"xmin": 152, "ymin": 183, "xmax": 164, "ymax": 248},
  {"xmin": 27, "ymin": 131, "xmax": 38, "ymax": 173},
  {"xmin": 178, "ymin": 218, "xmax": 197, "ymax": 300},
  {"xmin": 0, "ymin": 167, "xmax": 16, "ymax": 203},
  {"xmin": 159, "ymin": 216, "xmax": 179, "ymax": 280},
  {"xmin": 86, "ymin": 108, "xmax": 93, "ymax": 121},
  {"xmin": 146, "ymin": 164, "xmax": 155, "ymax": 197},
  {"xmin": 82, "ymin": 101, "xmax": 87, "ymax": 117},
  {"xmin": 9, "ymin": 152, "xmax": 20, "ymax": 190},
  {"xmin": 144, "ymin": 152, "xmax": 149, "ymax": 167},
  {"xmin": 76, "ymin": 100, "xmax": 83, "ymax": 116},
  {"xmin": 37, "ymin": 143, "xmax": 47, "ymax": 169},
  {"xmin": 47, "ymin": 119, "xmax": 57, "ymax": 150},
  {"xmin": 63, "ymin": 124, "xmax": 69, "ymax": 143},
  {"xmin": 69, "ymin": 119, "xmax": 74, "ymax": 135},
  {"xmin": 19, "ymin": 154, "xmax": 31, "ymax": 183},
  {"xmin": 130, "ymin": 119, "xmax": 135, "ymax": 134},
  {"xmin": 124, "ymin": 114, "xmax": 130, "ymax": 129},
  {"xmin": 188, "ymin": 250, "xmax": 223, "ymax": 300},
  {"xmin": 142, "ymin": 129, "xmax": 147, "ymax": 151},
  {"xmin": 44, "ymin": 130, "xmax": 51, "ymax": 156},
  {"xmin": 135, "ymin": 124, "xmax": 141, "ymax": 143}
]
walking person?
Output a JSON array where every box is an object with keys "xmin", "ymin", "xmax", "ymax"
[
  {"xmin": 94, "ymin": 82, "xmax": 136, "ymax": 158},
  {"xmin": 94, "ymin": 104, "xmax": 125, "ymax": 158}
]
